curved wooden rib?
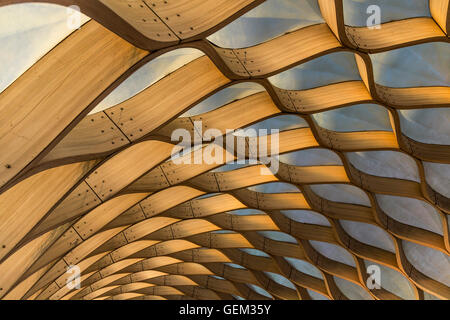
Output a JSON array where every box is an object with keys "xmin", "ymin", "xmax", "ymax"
[
  {"xmin": 99, "ymin": 0, "xmax": 263, "ymax": 45},
  {"xmin": 430, "ymin": 0, "xmax": 450, "ymax": 34},
  {"xmin": 0, "ymin": 21, "xmax": 148, "ymax": 192},
  {"xmin": 9, "ymin": 186, "xmax": 362, "ymax": 298},
  {"xmin": 1, "ymin": 0, "xmax": 450, "ymax": 301},
  {"xmin": 318, "ymin": 0, "xmax": 450, "ymax": 52},
  {"xmin": 0, "ymin": 161, "xmax": 98, "ymax": 261},
  {"xmin": 142, "ymin": 0, "xmax": 261, "ymax": 41},
  {"xmin": 317, "ymin": 0, "xmax": 354, "ymax": 48},
  {"xmin": 345, "ymin": 18, "xmax": 447, "ymax": 53},
  {"xmin": 375, "ymin": 85, "xmax": 450, "ymax": 109},
  {"xmin": 214, "ymin": 23, "xmax": 342, "ymax": 78},
  {"xmin": 4, "ymin": 43, "xmax": 448, "ymax": 195},
  {"xmin": 274, "ymin": 81, "xmax": 374, "ymax": 113},
  {"xmin": 0, "ymin": 0, "xmax": 263, "ymax": 51},
  {"xmin": 4, "ymin": 130, "xmax": 450, "ymax": 298},
  {"xmin": 4, "ymin": 129, "xmax": 450, "ymax": 298},
  {"xmin": 105, "ymin": 56, "xmax": 229, "ymax": 141}
]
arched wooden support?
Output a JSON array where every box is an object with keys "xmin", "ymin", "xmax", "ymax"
[{"xmin": 1, "ymin": 0, "xmax": 449, "ymax": 301}]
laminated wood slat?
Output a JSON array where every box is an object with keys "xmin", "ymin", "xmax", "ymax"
[
  {"xmin": 345, "ymin": 18, "xmax": 447, "ymax": 52},
  {"xmin": 2, "ymin": 0, "xmax": 450, "ymax": 301},
  {"xmin": 0, "ymin": 161, "xmax": 97, "ymax": 261},
  {"xmin": 0, "ymin": 21, "xmax": 147, "ymax": 190},
  {"xmin": 147, "ymin": 0, "xmax": 259, "ymax": 40},
  {"xmin": 105, "ymin": 57, "xmax": 229, "ymax": 141}
]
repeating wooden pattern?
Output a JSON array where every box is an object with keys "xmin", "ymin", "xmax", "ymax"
[{"xmin": 0, "ymin": 0, "xmax": 449, "ymax": 301}]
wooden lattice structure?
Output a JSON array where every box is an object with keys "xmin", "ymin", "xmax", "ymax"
[{"xmin": 0, "ymin": 0, "xmax": 449, "ymax": 300}]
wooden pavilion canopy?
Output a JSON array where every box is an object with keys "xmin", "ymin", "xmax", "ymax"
[{"xmin": 0, "ymin": 0, "xmax": 449, "ymax": 300}]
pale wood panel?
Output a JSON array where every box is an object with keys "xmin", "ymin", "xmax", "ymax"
[
  {"xmin": 74, "ymin": 193, "xmax": 149, "ymax": 239},
  {"xmin": 178, "ymin": 276, "xmax": 234, "ymax": 293},
  {"xmin": 376, "ymin": 85, "xmax": 450, "ymax": 108},
  {"xmin": 124, "ymin": 217, "xmax": 179, "ymax": 242},
  {"xmin": 220, "ymin": 248, "xmax": 278, "ymax": 272},
  {"xmin": 157, "ymin": 219, "xmax": 221, "ymax": 239},
  {"xmin": 345, "ymin": 18, "xmax": 446, "ymax": 52},
  {"xmin": 31, "ymin": 182, "xmax": 101, "ymax": 237},
  {"xmin": 104, "ymin": 203, "xmax": 148, "ymax": 229},
  {"xmin": 37, "ymin": 253, "xmax": 108, "ymax": 300},
  {"xmin": 4, "ymin": 0, "xmax": 450, "ymax": 301},
  {"xmin": 106, "ymin": 57, "xmax": 229, "ymax": 141},
  {"xmin": 91, "ymin": 273, "xmax": 131, "ymax": 292},
  {"xmin": 213, "ymin": 47, "xmax": 249, "ymax": 77},
  {"xmin": 215, "ymin": 165, "xmax": 278, "ymax": 191},
  {"xmin": 34, "ymin": 239, "xmax": 300, "ymax": 300},
  {"xmin": 155, "ymin": 117, "xmax": 194, "ymax": 140},
  {"xmin": 189, "ymin": 274, "xmax": 249, "ymax": 296},
  {"xmin": 41, "ymin": 112, "xmax": 129, "ymax": 163},
  {"xmin": 430, "ymin": 0, "xmax": 450, "ymax": 33},
  {"xmin": 137, "ymin": 295, "xmax": 167, "ymax": 300},
  {"xmin": 302, "ymin": 186, "xmax": 375, "ymax": 224},
  {"xmin": 317, "ymin": 0, "xmax": 357, "ymax": 49},
  {"xmin": 231, "ymin": 24, "xmax": 342, "ymax": 77},
  {"xmin": 27, "ymin": 227, "xmax": 82, "ymax": 276},
  {"xmin": 63, "ymin": 227, "xmax": 126, "ymax": 265},
  {"xmin": 159, "ymin": 146, "xmax": 235, "ymax": 185},
  {"xmin": 188, "ymin": 232, "xmax": 253, "ymax": 249},
  {"xmin": 82, "ymin": 284, "xmax": 121, "ymax": 300},
  {"xmin": 110, "ymin": 240, "xmax": 161, "ymax": 262},
  {"xmin": 100, "ymin": 258, "xmax": 144, "ymax": 278},
  {"xmin": 257, "ymin": 193, "xmax": 311, "ymax": 210},
  {"xmin": 230, "ymin": 128, "xmax": 319, "ymax": 160},
  {"xmin": 125, "ymin": 166, "xmax": 170, "ymax": 192},
  {"xmin": 186, "ymin": 172, "xmax": 220, "ymax": 192},
  {"xmin": 85, "ymin": 140, "xmax": 173, "ymax": 201},
  {"xmin": 179, "ymin": 286, "xmax": 224, "ymax": 300},
  {"xmin": 209, "ymin": 214, "xmax": 279, "ymax": 231},
  {"xmin": 347, "ymin": 164, "xmax": 423, "ymax": 199},
  {"xmin": 60, "ymin": 289, "xmax": 82, "ymax": 300},
  {"xmin": 164, "ymin": 194, "xmax": 246, "ymax": 219},
  {"xmin": 122, "ymin": 282, "xmax": 158, "ymax": 293},
  {"xmin": 99, "ymin": 0, "xmax": 175, "ymax": 41},
  {"xmin": 0, "ymin": 21, "xmax": 147, "ymax": 189},
  {"xmin": 112, "ymin": 292, "xmax": 145, "ymax": 300},
  {"xmin": 139, "ymin": 186, "xmax": 205, "ymax": 218},
  {"xmin": 147, "ymin": 0, "xmax": 256, "ymax": 39},
  {"xmin": 317, "ymin": 0, "xmax": 341, "ymax": 39},
  {"xmin": 243, "ymin": 232, "xmax": 304, "ymax": 259},
  {"xmin": 316, "ymin": 127, "xmax": 399, "ymax": 151},
  {"xmin": 286, "ymin": 165, "xmax": 350, "ymax": 184},
  {"xmin": 91, "ymin": 233, "xmax": 134, "ymax": 256},
  {"xmin": 301, "ymin": 240, "xmax": 359, "ymax": 284},
  {"xmin": 2, "ymin": 266, "xmax": 50, "ymax": 300},
  {"xmin": 49, "ymin": 271, "xmax": 98, "ymax": 300},
  {"xmin": 400, "ymin": 134, "xmax": 450, "ymax": 163},
  {"xmin": 272, "ymin": 128, "xmax": 320, "ymax": 155},
  {"xmin": 173, "ymin": 248, "xmax": 231, "ymax": 264},
  {"xmin": 0, "ymin": 161, "xmax": 96, "ymax": 261},
  {"xmin": 277, "ymin": 81, "xmax": 373, "ymax": 113},
  {"xmin": 207, "ymin": 260, "xmax": 256, "ymax": 282},
  {"xmin": 0, "ymin": 224, "xmax": 68, "ymax": 298},
  {"xmin": 354, "ymin": 53, "xmax": 373, "ymax": 94},
  {"xmin": 150, "ymin": 239, "xmax": 200, "ymax": 256},
  {"xmin": 190, "ymin": 92, "xmax": 280, "ymax": 133}
]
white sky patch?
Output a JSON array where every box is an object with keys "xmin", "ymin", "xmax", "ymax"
[{"xmin": 0, "ymin": 3, "xmax": 90, "ymax": 93}]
